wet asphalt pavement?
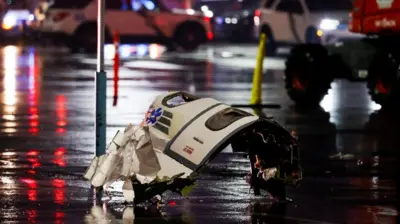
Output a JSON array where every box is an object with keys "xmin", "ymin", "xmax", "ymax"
[{"xmin": 0, "ymin": 43, "xmax": 399, "ymax": 224}]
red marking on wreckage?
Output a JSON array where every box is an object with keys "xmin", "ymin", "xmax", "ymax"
[{"xmin": 183, "ymin": 146, "xmax": 194, "ymax": 155}]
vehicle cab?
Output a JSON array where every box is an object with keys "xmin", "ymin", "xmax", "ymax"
[
  {"xmin": 32, "ymin": 0, "xmax": 213, "ymax": 52},
  {"xmin": 349, "ymin": 0, "xmax": 400, "ymax": 34},
  {"xmin": 255, "ymin": 0, "xmax": 363, "ymax": 55}
]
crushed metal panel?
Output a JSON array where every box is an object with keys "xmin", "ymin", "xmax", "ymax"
[{"xmin": 165, "ymin": 104, "xmax": 259, "ymax": 170}]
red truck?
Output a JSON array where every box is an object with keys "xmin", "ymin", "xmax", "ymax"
[{"xmin": 284, "ymin": 0, "xmax": 400, "ymax": 108}]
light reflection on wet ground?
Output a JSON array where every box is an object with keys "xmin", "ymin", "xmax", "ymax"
[{"xmin": 0, "ymin": 45, "xmax": 398, "ymax": 223}]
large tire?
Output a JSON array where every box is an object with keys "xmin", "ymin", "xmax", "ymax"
[
  {"xmin": 75, "ymin": 25, "xmax": 97, "ymax": 53},
  {"xmin": 367, "ymin": 49, "xmax": 400, "ymax": 109},
  {"xmin": 174, "ymin": 23, "xmax": 206, "ymax": 51},
  {"xmin": 71, "ymin": 24, "xmax": 111, "ymax": 53},
  {"xmin": 284, "ymin": 44, "xmax": 332, "ymax": 107}
]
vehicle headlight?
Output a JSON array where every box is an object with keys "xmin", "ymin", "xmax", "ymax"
[
  {"xmin": 224, "ymin": 17, "xmax": 237, "ymax": 24},
  {"xmin": 319, "ymin": 19, "xmax": 340, "ymax": 31},
  {"xmin": 28, "ymin": 14, "xmax": 35, "ymax": 21},
  {"xmin": 2, "ymin": 15, "xmax": 17, "ymax": 30},
  {"xmin": 204, "ymin": 10, "xmax": 213, "ymax": 18}
]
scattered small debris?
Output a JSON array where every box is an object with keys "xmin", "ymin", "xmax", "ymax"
[{"xmin": 329, "ymin": 152, "xmax": 355, "ymax": 160}]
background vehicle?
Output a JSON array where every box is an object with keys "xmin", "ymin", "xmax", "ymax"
[
  {"xmin": 0, "ymin": 0, "xmax": 35, "ymax": 38},
  {"xmin": 32, "ymin": 0, "xmax": 213, "ymax": 52},
  {"xmin": 255, "ymin": 0, "xmax": 359, "ymax": 56},
  {"xmin": 284, "ymin": 0, "xmax": 400, "ymax": 108},
  {"xmin": 213, "ymin": 0, "xmax": 259, "ymax": 42}
]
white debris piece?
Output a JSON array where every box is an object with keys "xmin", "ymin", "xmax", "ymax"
[
  {"xmin": 260, "ymin": 167, "xmax": 278, "ymax": 181},
  {"xmin": 84, "ymin": 123, "xmax": 192, "ymax": 200}
]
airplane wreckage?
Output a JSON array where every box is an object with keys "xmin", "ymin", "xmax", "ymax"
[{"xmin": 84, "ymin": 91, "xmax": 302, "ymax": 204}]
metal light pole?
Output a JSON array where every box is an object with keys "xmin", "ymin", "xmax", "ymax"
[{"xmin": 96, "ymin": 0, "xmax": 106, "ymax": 157}]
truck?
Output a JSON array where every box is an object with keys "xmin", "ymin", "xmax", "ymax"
[{"xmin": 284, "ymin": 0, "xmax": 400, "ymax": 108}]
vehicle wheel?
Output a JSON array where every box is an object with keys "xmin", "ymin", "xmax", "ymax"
[
  {"xmin": 72, "ymin": 24, "xmax": 111, "ymax": 53},
  {"xmin": 367, "ymin": 50, "xmax": 400, "ymax": 108},
  {"xmin": 175, "ymin": 24, "xmax": 206, "ymax": 51},
  {"xmin": 284, "ymin": 44, "xmax": 332, "ymax": 107},
  {"xmin": 77, "ymin": 25, "xmax": 97, "ymax": 53},
  {"xmin": 261, "ymin": 25, "xmax": 276, "ymax": 57},
  {"xmin": 65, "ymin": 38, "xmax": 80, "ymax": 53}
]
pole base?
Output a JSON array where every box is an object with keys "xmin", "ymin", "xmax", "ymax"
[{"xmin": 96, "ymin": 71, "xmax": 107, "ymax": 157}]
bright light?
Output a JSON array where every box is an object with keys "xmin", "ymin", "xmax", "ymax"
[
  {"xmin": 225, "ymin": 17, "xmax": 231, "ymax": 24},
  {"xmin": 369, "ymin": 101, "xmax": 382, "ymax": 111},
  {"xmin": 104, "ymin": 44, "xmax": 115, "ymax": 60},
  {"xmin": 221, "ymin": 51, "xmax": 234, "ymax": 58},
  {"xmin": 231, "ymin": 18, "xmax": 238, "ymax": 24},
  {"xmin": 204, "ymin": 10, "xmax": 213, "ymax": 18},
  {"xmin": 143, "ymin": 0, "xmax": 155, "ymax": 10},
  {"xmin": 319, "ymin": 19, "xmax": 340, "ymax": 31},
  {"xmin": 320, "ymin": 88, "xmax": 337, "ymax": 113},
  {"xmin": 120, "ymin": 45, "xmax": 132, "ymax": 58},
  {"xmin": 2, "ymin": 115, "xmax": 15, "ymax": 121},
  {"xmin": 3, "ymin": 46, "xmax": 18, "ymax": 114},
  {"xmin": 201, "ymin": 5, "xmax": 208, "ymax": 12},
  {"xmin": 186, "ymin": 9, "xmax": 195, "ymax": 15},
  {"xmin": 254, "ymin": 16, "xmax": 259, "ymax": 26},
  {"xmin": 28, "ymin": 14, "xmax": 35, "ymax": 21},
  {"xmin": 137, "ymin": 44, "xmax": 148, "ymax": 56},
  {"xmin": 149, "ymin": 44, "xmax": 163, "ymax": 59},
  {"xmin": 2, "ymin": 15, "xmax": 17, "ymax": 30}
]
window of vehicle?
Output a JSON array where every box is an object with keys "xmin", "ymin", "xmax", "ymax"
[
  {"xmin": 263, "ymin": 0, "xmax": 276, "ymax": 8},
  {"xmin": 276, "ymin": 0, "xmax": 303, "ymax": 14},
  {"xmin": 239, "ymin": 0, "xmax": 261, "ymax": 10},
  {"xmin": 162, "ymin": 92, "xmax": 200, "ymax": 108},
  {"xmin": 305, "ymin": 0, "xmax": 352, "ymax": 11},
  {"xmin": 106, "ymin": 0, "xmax": 124, "ymax": 10},
  {"xmin": 205, "ymin": 108, "xmax": 252, "ymax": 131},
  {"xmin": 131, "ymin": 0, "xmax": 156, "ymax": 11},
  {"xmin": 48, "ymin": 0, "xmax": 92, "ymax": 9}
]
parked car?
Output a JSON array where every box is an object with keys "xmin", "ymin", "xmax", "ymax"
[
  {"xmin": 255, "ymin": 0, "xmax": 362, "ymax": 55},
  {"xmin": 214, "ymin": 0, "xmax": 259, "ymax": 42},
  {"xmin": 0, "ymin": 0, "xmax": 34, "ymax": 38},
  {"xmin": 31, "ymin": 0, "xmax": 213, "ymax": 52}
]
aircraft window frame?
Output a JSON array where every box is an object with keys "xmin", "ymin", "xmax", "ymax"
[
  {"xmin": 161, "ymin": 92, "xmax": 200, "ymax": 108},
  {"xmin": 205, "ymin": 108, "xmax": 252, "ymax": 131}
]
